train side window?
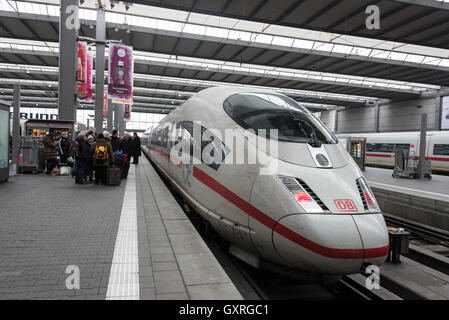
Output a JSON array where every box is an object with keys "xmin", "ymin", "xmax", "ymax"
[
  {"xmin": 434, "ymin": 144, "xmax": 449, "ymax": 156},
  {"xmin": 176, "ymin": 121, "xmax": 228, "ymax": 170},
  {"xmin": 366, "ymin": 143, "xmax": 409, "ymax": 153}
]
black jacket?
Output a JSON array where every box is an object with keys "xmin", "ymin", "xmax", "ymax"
[
  {"xmin": 121, "ymin": 138, "xmax": 133, "ymax": 157},
  {"xmin": 132, "ymin": 136, "xmax": 142, "ymax": 157},
  {"xmin": 58, "ymin": 137, "xmax": 70, "ymax": 157},
  {"xmin": 111, "ymin": 136, "xmax": 122, "ymax": 152},
  {"xmin": 76, "ymin": 137, "xmax": 91, "ymax": 164}
]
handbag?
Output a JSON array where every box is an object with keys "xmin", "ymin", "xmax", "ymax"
[
  {"xmin": 66, "ymin": 156, "xmax": 74, "ymax": 164},
  {"xmin": 60, "ymin": 166, "xmax": 71, "ymax": 176}
]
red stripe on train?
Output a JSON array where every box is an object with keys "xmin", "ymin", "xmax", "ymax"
[
  {"xmin": 366, "ymin": 153, "xmax": 449, "ymax": 162},
  {"xmin": 192, "ymin": 166, "xmax": 389, "ymax": 260}
]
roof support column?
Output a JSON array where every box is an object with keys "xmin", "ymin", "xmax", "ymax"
[
  {"xmin": 58, "ymin": 0, "xmax": 79, "ymax": 121},
  {"xmin": 12, "ymin": 85, "xmax": 20, "ymax": 172},
  {"xmin": 107, "ymin": 99, "xmax": 113, "ymax": 133},
  {"xmin": 418, "ymin": 113, "xmax": 427, "ymax": 179},
  {"xmin": 374, "ymin": 103, "xmax": 380, "ymax": 133},
  {"xmin": 94, "ymin": 7, "xmax": 106, "ymax": 134}
]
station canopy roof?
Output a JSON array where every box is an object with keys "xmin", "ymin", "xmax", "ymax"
[{"xmin": 0, "ymin": 0, "xmax": 448, "ymax": 113}]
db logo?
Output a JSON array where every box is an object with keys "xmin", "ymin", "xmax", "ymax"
[{"xmin": 334, "ymin": 199, "xmax": 358, "ymax": 213}]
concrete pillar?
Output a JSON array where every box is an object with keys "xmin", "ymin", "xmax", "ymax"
[
  {"xmin": 94, "ymin": 8, "xmax": 106, "ymax": 134},
  {"xmin": 107, "ymin": 99, "xmax": 113, "ymax": 133},
  {"xmin": 418, "ymin": 113, "xmax": 427, "ymax": 179},
  {"xmin": 374, "ymin": 103, "xmax": 380, "ymax": 133},
  {"xmin": 334, "ymin": 110, "xmax": 339, "ymax": 133},
  {"xmin": 12, "ymin": 85, "xmax": 20, "ymax": 171},
  {"xmin": 58, "ymin": 0, "xmax": 79, "ymax": 121},
  {"xmin": 113, "ymin": 104, "xmax": 119, "ymax": 133}
]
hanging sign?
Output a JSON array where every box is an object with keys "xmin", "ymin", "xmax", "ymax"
[
  {"xmin": 76, "ymin": 41, "xmax": 88, "ymax": 99},
  {"xmin": 108, "ymin": 44, "xmax": 133, "ymax": 102},
  {"xmin": 124, "ymin": 104, "xmax": 131, "ymax": 122},
  {"xmin": 103, "ymin": 91, "xmax": 108, "ymax": 117},
  {"xmin": 78, "ymin": 52, "xmax": 93, "ymax": 102}
]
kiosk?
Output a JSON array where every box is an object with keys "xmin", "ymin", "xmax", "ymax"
[{"xmin": 346, "ymin": 137, "xmax": 366, "ymax": 171}]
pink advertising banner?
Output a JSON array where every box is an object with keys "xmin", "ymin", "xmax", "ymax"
[
  {"xmin": 76, "ymin": 41, "xmax": 88, "ymax": 99},
  {"xmin": 108, "ymin": 44, "xmax": 133, "ymax": 101},
  {"xmin": 124, "ymin": 104, "xmax": 131, "ymax": 122},
  {"xmin": 78, "ymin": 53, "xmax": 93, "ymax": 102}
]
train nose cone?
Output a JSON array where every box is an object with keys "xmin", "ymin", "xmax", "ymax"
[
  {"xmin": 352, "ymin": 214, "xmax": 389, "ymax": 266},
  {"xmin": 272, "ymin": 214, "xmax": 389, "ymax": 275}
]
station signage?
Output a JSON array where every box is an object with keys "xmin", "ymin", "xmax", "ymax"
[
  {"xmin": 9, "ymin": 112, "xmax": 59, "ymax": 120},
  {"xmin": 108, "ymin": 44, "xmax": 134, "ymax": 103}
]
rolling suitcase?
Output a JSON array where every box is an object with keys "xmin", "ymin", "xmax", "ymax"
[{"xmin": 107, "ymin": 167, "xmax": 121, "ymax": 186}]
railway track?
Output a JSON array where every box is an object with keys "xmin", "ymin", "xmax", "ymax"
[{"xmin": 383, "ymin": 212, "xmax": 449, "ymax": 277}]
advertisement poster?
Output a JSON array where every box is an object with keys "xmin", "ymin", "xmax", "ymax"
[
  {"xmin": 78, "ymin": 52, "xmax": 93, "ymax": 102},
  {"xmin": 112, "ymin": 89, "xmax": 133, "ymax": 105},
  {"xmin": 124, "ymin": 104, "xmax": 131, "ymax": 122},
  {"xmin": 76, "ymin": 41, "xmax": 88, "ymax": 99},
  {"xmin": 103, "ymin": 91, "xmax": 108, "ymax": 117},
  {"xmin": 108, "ymin": 44, "xmax": 133, "ymax": 102},
  {"xmin": 442, "ymin": 96, "xmax": 449, "ymax": 130}
]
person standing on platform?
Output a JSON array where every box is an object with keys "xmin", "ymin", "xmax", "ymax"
[
  {"xmin": 74, "ymin": 131, "xmax": 90, "ymax": 185},
  {"xmin": 57, "ymin": 130, "xmax": 71, "ymax": 164},
  {"xmin": 43, "ymin": 133, "xmax": 59, "ymax": 175},
  {"xmin": 121, "ymin": 133, "xmax": 133, "ymax": 178},
  {"xmin": 85, "ymin": 135, "xmax": 95, "ymax": 184},
  {"xmin": 111, "ymin": 130, "xmax": 122, "ymax": 153},
  {"xmin": 92, "ymin": 133, "xmax": 113, "ymax": 185},
  {"xmin": 131, "ymin": 132, "xmax": 141, "ymax": 164}
]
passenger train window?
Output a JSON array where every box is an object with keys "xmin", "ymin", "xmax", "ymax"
[
  {"xmin": 175, "ymin": 121, "xmax": 228, "ymax": 170},
  {"xmin": 367, "ymin": 143, "xmax": 410, "ymax": 153},
  {"xmin": 434, "ymin": 144, "xmax": 449, "ymax": 156},
  {"xmin": 223, "ymin": 93, "xmax": 337, "ymax": 145},
  {"xmin": 151, "ymin": 123, "xmax": 169, "ymax": 148}
]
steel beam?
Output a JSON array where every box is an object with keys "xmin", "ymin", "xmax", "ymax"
[{"xmin": 58, "ymin": 0, "xmax": 78, "ymax": 121}]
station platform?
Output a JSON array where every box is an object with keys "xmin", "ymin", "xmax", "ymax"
[
  {"xmin": 0, "ymin": 157, "xmax": 242, "ymax": 300},
  {"xmin": 381, "ymin": 256, "xmax": 449, "ymax": 300},
  {"xmin": 365, "ymin": 167, "xmax": 449, "ymax": 201},
  {"xmin": 364, "ymin": 167, "xmax": 449, "ymax": 231}
]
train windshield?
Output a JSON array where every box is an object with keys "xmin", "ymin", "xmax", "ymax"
[{"xmin": 223, "ymin": 93, "xmax": 337, "ymax": 144}]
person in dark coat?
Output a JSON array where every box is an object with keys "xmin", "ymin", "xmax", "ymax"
[
  {"xmin": 74, "ymin": 131, "xmax": 90, "ymax": 184},
  {"xmin": 131, "ymin": 132, "xmax": 141, "ymax": 164},
  {"xmin": 43, "ymin": 133, "xmax": 59, "ymax": 175},
  {"xmin": 121, "ymin": 133, "xmax": 133, "ymax": 160},
  {"xmin": 57, "ymin": 130, "xmax": 71, "ymax": 164},
  {"xmin": 92, "ymin": 133, "xmax": 114, "ymax": 185},
  {"xmin": 111, "ymin": 130, "xmax": 122, "ymax": 152}
]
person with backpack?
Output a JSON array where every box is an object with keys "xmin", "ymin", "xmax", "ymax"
[
  {"xmin": 74, "ymin": 131, "xmax": 90, "ymax": 185},
  {"xmin": 92, "ymin": 132, "xmax": 113, "ymax": 185}
]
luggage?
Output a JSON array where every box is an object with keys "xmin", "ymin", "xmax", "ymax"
[
  {"xmin": 121, "ymin": 161, "xmax": 130, "ymax": 179},
  {"xmin": 60, "ymin": 166, "xmax": 71, "ymax": 176},
  {"xmin": 106, "ymin": 167, "xmax": 121, "ymax": 186}
]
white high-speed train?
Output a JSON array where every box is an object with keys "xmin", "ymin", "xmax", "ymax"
[
  {"xmin": 337, "ymin": 131, "xmax": 449, "ymax": 173},
  {"xmin": 142, "ymin": 87, "xmax": 389, "ymax": 280}
]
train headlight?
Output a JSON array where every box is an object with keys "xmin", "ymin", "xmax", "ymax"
[
  {"xmin": 278, "ymin": 176, "xmax": 324, "ymax": 213},
  {"xmin": 356, "ymin": 177, "xmax": 380, "ymax": 213}
]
